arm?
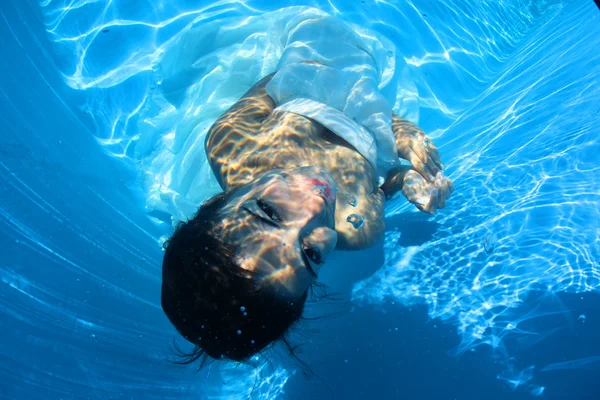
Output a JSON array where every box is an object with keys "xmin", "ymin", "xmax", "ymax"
[
  {"xmin": 384, "ymin": 113, "xmax": 453, "ymax": 214},
  {"xmin": 380, "ymin": 165, "xmax": 413, "ymax": 200},
  {"xmin": 213, "ymin": 73, "xmax": 276, "ymax": 126},
  {"xmin": 205, "ymin": 74, "xmax": 277, "ymax": 188},
  {"xmin": 392, "ymin": 113, "xmax": 443, "ymax": 181}
]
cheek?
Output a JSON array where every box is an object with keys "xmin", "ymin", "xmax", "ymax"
[{"xmin": 258, "ymin": 233, "xmax": 299, "ymax": 266}]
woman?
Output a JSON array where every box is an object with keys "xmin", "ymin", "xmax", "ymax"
[{"xmin": 160, "ymin": 64, "xmax": 453, "ymax": 363}]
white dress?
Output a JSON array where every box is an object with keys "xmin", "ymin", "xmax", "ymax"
[{"xmin": 134, "ymin": 7, "xmax": 413, "ymax": 226}]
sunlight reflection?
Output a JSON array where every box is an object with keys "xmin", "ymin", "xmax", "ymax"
[
  {"xmin": 355, "ymin": 1, "xmax": 599, "ymax": 394},
  {"xmin": 38, "ymin": 0, "xmax": 598, "ymax": 397},
  {"xmin": 204, "ymin": 356, "xmax": 292, "ymax": 400}
]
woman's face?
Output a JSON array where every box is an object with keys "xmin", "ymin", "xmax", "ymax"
[{"xmin": 217, "ymin": 166, "xmax": 338, "ymax": 299}]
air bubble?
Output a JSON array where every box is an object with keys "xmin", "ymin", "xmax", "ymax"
[
  {"xmin": 347, "ymin": 214, "xmax": 365, "ymax": 229},
  {"xmin": 313, "ymin": 185, "xmax": 326, "ymax": 195},
  {"xmin": 387, "ymin": 51, "xmax": 393, "ymax": 57},
  {"xmin": 484, "ymin": 234, "xmax": 497, "ymax": 254},
  {"xmin": 345, "ymin": 193, "xmax": 358, "ymax": 207}
]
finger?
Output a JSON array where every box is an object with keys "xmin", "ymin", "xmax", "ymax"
[
  {"xmin": 427, "ymin": 146, "xmax": 443, "ymax": 175},
  {"xmin": 437, "ymin": 184, "xmax": 447, "ymax": 209},
  {"xmin": 435, "ymin": 172, "xmax": 445, "ymax": 190},
  {"xmin": 426, "ymin": 188, "xmax": 438, "ymax": 214},
  {"xmin": 409, "ymin": 192, "xmax": 426, "ymax": 212},
  {"xmin": 406, "ymin": 147, "xmax": 435, "ymax": 181},
  {"xmin": 434, "ymin": 174, "xmax": 447, "ymax": 209},
  {"xmin": 416, "ymin": 131, "xmax": 443, "ymax": 170},
  {"xmin": 445, "ymin": 176, "xmax": 454, "ymax": 194},
  {"xmin": 410, "ymin": 142, "xmax": 441, "ymax": 178},
  {"xmin": 429, "ymin": 145, "xmax": 444, "ymax": 171},
  {"xmin": 441, "ymin": 178, "xmax": 451, "ymax": 200},
  {"xmin": 404, "ymin": 187, "xmax": 426, "ymax": 212},
  {"xmin": 414, "ymin": 131, "xmax": 442, "ymax": 164}
]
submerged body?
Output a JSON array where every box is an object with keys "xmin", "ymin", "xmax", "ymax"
[
  {"xmin": 161, "ymin": 15, "xmax": 453, "ymax": 363},
  {"xmin": 205, "ymin": 71, "xmax": 452, "ymax": 294},
  {"xmin": 206, "ymin": 73, "xmax": 385, "ymax": 251}
]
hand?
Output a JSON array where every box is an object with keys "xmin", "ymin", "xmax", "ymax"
[
  {"xmin": 393, "ymin": 117, "xmax": 443, "ymax": 181},
  {"xmin": 402, "ymin": 170, "xmax": 453, "ymax": 214}
]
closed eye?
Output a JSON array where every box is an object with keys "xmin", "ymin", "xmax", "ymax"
[
  {"xmin": 257, "ymin": 199, "xmax": 282, "ymax": 223},
  {"xmin": 241, "ymin": 200, "xmax": 281, "ymax": 228},
  {"xmin": 302, "ymin": 246, "xmax": 323, "ymax": 265}
]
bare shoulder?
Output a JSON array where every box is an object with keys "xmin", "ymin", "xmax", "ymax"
[{"xmin": 205, "ymin": 75, "xmax": 276, "ymax": 188}]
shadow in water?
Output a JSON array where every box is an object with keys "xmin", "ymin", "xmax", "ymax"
[
  {"xmin": 385, "ymin": 211, "xmax": 441, "ymax": 247},
  {"xmin": 320, "ymin": 211, "xmax": 442, "ymax": 294}
]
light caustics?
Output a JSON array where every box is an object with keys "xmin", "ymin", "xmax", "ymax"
[
  {"xmin": 40, "ymin": 0, "xmax": 551, "ymax": 160},
  {"xmin": 39, "ymin": 0, "xmax": 558, "ymax": 228},
  {"xmin": 38, "ymin": 0, "xmax": 600, "ymax": 397},
  {"xmin": 354, "ymin": 1, "xmax": 600, "ymax": 395},
  {"xmin": 202, "ymin": 359, "xmax": 292, "ymax": 400}
]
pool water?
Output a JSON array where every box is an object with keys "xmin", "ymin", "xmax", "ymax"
[{"xmin": 1, "ymin": 0, "xmax": 599, "ymax": 399}]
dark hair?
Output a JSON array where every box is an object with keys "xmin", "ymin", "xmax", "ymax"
[{"xmin": 161, "ymin": 192, "xmax": 308, "ymax": 364}]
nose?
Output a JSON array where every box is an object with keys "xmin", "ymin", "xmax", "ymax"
[{"xmin": 302, "ymin": 227, "xmax": 338, "ymax": 264}]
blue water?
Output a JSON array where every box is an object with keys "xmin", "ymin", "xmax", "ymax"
[{"xmin": 1, "ymin": 0, "xmax": 599, "ymax": 399}]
